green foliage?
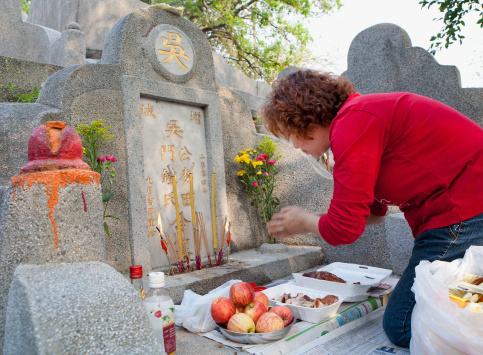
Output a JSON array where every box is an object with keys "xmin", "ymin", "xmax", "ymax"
[
  {"xmin": 257, "ymin": 136, "xmax": 277, "ymax": 157},
  {"xmin": 234, "ymin": 137, "xmax": 280, "ymax": 242},
  {"xmin": 75, "ymin": 120, "xmax": 115, "ymax": 173},
  {"xmin": 420, "ymin": 0, "xmax": 483, "ymax": 54},
  {"xmin": 0, "ymin": 83, "xmax": 39, "ymax": 103},
  {"xmin": 16, "ymin": 87, "xmax": 40, "ymax": 103},
  {"xmin": 76, "ymin": 120, "xmax": 118, "ymax": 237},
  {"xmin": 19, "ymin": 0, "xmax": 31, "ymax": 14},
  {"xmin": 144, "ymin": 0, "xmax": 342, "ymax": 82}
]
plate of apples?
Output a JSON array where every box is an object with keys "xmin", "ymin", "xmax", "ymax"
[{"xmin": 211, "ymin": 282, "xmax": 295, "ymax": 344}]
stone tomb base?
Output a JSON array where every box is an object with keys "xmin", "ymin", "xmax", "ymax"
[{"xmin": 162, "ymin": 245, "xmax": 323, "ymax": 303}]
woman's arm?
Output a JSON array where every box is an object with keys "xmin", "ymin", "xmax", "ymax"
[{"xmin": 267, "ymin": 206, "xmax": 320, "ymax": 238}]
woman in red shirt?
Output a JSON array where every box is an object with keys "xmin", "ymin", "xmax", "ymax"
[{"xmin": 263, "ymin": 70, "xmax": 483, "ymax": 348}]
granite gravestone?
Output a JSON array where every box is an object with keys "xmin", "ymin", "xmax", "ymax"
[
  {"xmin": 37, "ymin": 6, "xmax": 228, "ymax": 272},
  {"xmin": 344, "ymin": 23, "xmax": 482, "ymax": 125},
  {"xmin": 0, "ymin": 0, "xmax": 85, "ymax": 67},
  {"xmin": 28, "ymin": 0, "xmax": 148, "ymax": 56}
]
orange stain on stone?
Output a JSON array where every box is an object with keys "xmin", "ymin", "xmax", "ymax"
[
  {"xmin": 45, "ymin": 121, "xmax": 65, "ymax": 155},
  {"xmin": 11, "ymin": 169, "xmax": 100, "ymax": 250}
]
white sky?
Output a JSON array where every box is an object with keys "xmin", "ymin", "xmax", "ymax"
[{"xmin": 306, "ymin": 0, "xmax": 483, "ymax": 88}]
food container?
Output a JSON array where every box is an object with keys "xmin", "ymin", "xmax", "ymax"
[
  {"xmin": 264, "ymin": 282, "xmax": 343, "ymax": 323},
  {"xmin": 217, "ymin": 319, "xmax": 294, "ymax": 344},
  {"xmin": 293, "ymin": 262, "xmax": 392, "ymax": 302}
]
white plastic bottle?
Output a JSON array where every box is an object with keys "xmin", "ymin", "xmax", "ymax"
[{"xmin": 143, "ymin": 272, "xmax": 176, "ymax": 355}]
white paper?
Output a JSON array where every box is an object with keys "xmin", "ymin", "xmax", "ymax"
[{"xmin": 295, "ymin": 308, "xmax": 409, "ymax": 355}]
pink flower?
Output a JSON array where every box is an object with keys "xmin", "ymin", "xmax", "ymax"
[
  {"xmin": 267, "ymin": 159, "xmax": 276, "ymax": 165},
  {"xmin": 106, "ymin": 155, "xmax": 117, "ymax": 163},
  {"xmin": 97, "ymin": 155, "xmax": 117, "ymax": 163},
  {"xmin": 256, "ymin": 153, "xmax": 269, "ymax": 161},
  {"xmin": 263, "ymin": 172, "xmax": 269, "ymax": 177},
  {"xmin": 251, "ymin": 181, "xmax": 258, "ymax": 187}
]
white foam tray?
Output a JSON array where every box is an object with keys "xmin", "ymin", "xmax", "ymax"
[
  {"xmin": 264, "ymin": 282, "xmax": 343, "ymax": 324},
  {"xmin": 293, "ymin": 262, "xmax": 392, "ymax": 302}
]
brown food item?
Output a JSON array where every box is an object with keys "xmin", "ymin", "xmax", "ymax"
[
  {"xmin": 276, "ymin": 292, "xmax": 339, "ymax": 308},
  {"xmin": 319, "ymin": 295, "xmax": 339, "ymax": 305},
  {"xmin": 303, "ymin": 271, "xmax": 346, "ymax": 283},
  {"xmin": 472, "ymin": 277, "xmax": 483, "ymax": 285}
]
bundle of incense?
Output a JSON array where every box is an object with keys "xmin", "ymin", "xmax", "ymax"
[
  {"xmin": 193, "ymin": 217, "xmax": 202, "ymax": 270},
  {"xmin": 216, "ymin": 216, "xmax": 228, "ymax": 266},
  {"xmin": 197, "ymin": 211, "xmax": 212, "ymax": 266},
  {"xmin": 226, "ymin": 221, "xmax": 232, "ymax": 262},
  {"xmin": 169, "ymin": 227, "xmax": 185, "ymax": 274},
  {"xmin": 177, "ymin": 260, "xmax": 185, "ymax": 273},
  {"xmin": 181, "ymin": 213, "xmax": 191, "ymax": 271},
  {"xmin": 185, "ymin": 251, "xmax": 191, "ymax": 272}
]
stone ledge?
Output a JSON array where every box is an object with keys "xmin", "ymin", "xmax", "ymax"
[{"xmin": 163, "ymin": 246, "xmax": 324, "ymax": 303}]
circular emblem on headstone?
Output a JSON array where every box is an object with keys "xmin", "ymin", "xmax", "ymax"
[{"xmin": 146, "ymin": 24, "xmax": 195, "ymax": 82}]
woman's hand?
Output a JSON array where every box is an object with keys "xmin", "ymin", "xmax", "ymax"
[{"xmin": 267, "ymin": 206, "xmax": 321, "ymax": 240}]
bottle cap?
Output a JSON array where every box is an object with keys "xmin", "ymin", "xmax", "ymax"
[
  {"xmin": 149, "ymin": 272, "xmax": 165, "ymax": 288},
  {"xmin": 129, "ymin": 265, "xmax": 143, "ymax": 279}
]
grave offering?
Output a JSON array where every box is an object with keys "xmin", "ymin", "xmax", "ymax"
[{"xmin": 212, "ymin": 282, "xmax": 294, "ymax": 344}]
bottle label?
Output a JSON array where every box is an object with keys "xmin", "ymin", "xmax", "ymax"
[
  {"xmin": 146, "ymin": 301, "xmax": 175, "ymax": 354},
  {"xmin": 163, "ymin": 323, "xmax": 176, "ymax": 354}
]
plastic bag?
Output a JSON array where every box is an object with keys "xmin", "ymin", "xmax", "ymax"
[
  {"xmin": 174, "ymin": 279, "xmax": 241, "ymax": 333},
  {"xmin": 410, "ymin": 246, "xmax": 483, "ymax": 355}
]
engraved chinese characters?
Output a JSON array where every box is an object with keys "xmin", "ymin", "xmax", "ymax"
[
  {"xmin": 146, "ymin": 24, "xmax": 195, "ymax": 81},
  {"xmin": 140, "ymin": 97, "xmax": 212, "ymax": 268}
]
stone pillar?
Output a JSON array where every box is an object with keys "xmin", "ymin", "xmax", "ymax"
[{"xmin": 0, "ymin": 121, "xmax": 105, "ymax": 348}]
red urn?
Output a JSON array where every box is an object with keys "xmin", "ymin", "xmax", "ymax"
[{"xmin": 20, "ymin": 121, "xmax": 90, "ymax": 173}]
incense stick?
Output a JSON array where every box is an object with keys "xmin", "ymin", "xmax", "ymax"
[
  {"xmin": 193, "ymin": 215, "xmax": 202, "ymax": 270},
  {"xmin": 197, "ymin": 211, "xmax": 212, "ymax": 266},
  {"xmin": 216, "ymin": 216, "xmax": 228, "ymax": 266}
]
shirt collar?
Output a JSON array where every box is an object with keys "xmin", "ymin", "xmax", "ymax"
[{"xmin": 328, "ymin": 92, "xmax": 361, "ymax": 137}]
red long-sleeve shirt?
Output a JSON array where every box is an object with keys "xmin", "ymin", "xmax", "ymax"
[{"xmin": 318, "ymin": 92, "xmax": 483, "ymax": 246}]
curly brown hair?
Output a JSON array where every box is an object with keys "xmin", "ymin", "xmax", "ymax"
[{"xmin": 261, "ymin": 70, "xmax": 355, "ymax": 138}]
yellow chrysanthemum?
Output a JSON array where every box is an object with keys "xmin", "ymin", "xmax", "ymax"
[
  {"xmin": 234, "ymin": 155, "xmax": 241, "ymax": 163},
  {"xmin": 240, "ymin": 154, "xmax": 251, "ymax": 164},
  {"xmin": 236, "ymin": 170, "xmax": 246, "ymax": 176},
  {"xmin": 252, "ymin": 160, "xmax": 263, "ymax": 168},
  {"xmin": 256, "ymin": 171, "xmax": 262, "ymax": 175}
]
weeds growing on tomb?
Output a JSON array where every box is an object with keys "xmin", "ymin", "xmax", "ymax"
[{"xmin": 76, "ymin": 120, "xmax": 119, "ymax": 237}]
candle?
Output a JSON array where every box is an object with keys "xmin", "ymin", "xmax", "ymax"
[
  {"xmin": 171, "ymin": 174, "xmax": 184, "ymax": 261},
  {"xmin": 211, "ymin": 172, "xmax": 217, "ymax": 252},
  {"xmin": 189, "ymin": 173, "xmax": 196, "ymax": 230}
]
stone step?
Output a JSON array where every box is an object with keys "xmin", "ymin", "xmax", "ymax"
[{"xmin": 162, "ymin": 245, "xmax": 324, "ymax": 304}]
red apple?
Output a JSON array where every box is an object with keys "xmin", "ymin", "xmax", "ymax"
[
  {"xmin": 269, "ymin": 306, "xmax": 294, "ymax": 327},
  {"xmin": 230, "ymin": 282, "xmax": 254, "ymax": 306},
  {"xmin": 227, "ymin": 313, "xmax": 255, "ymax": 333},
  {"xmin": 244, "ymin": 301, "xmax": 267, "ymax": 323},
  {"xmin": 255, "ymin": 312, "xmax": 284, "ymax": 333},
  {"xmin": 235, "ymin": 305, "xmax": 245, "ymax": 314},
  {"xmin": 254, "ymin": 291, "xmax": 269, "ymax": 308},
  {"xmin": 211, "ymin": 297, "xmax": 236, "ymax": 325}
]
